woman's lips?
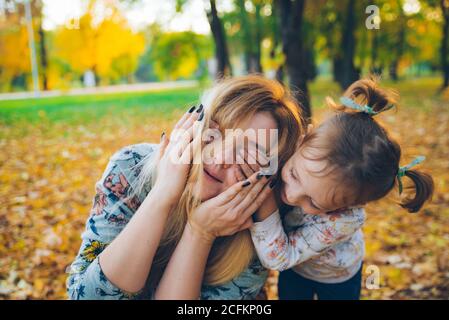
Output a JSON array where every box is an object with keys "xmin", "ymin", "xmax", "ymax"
[{"xmin": 204, "ymin": 168, "xmax": 223, "ymax": 183}]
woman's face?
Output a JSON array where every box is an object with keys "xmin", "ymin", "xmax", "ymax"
[{"xmin": 199, "ymin": 111, "xmax": 277, "ymax": 201}]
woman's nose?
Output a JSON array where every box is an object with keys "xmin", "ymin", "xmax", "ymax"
[{"xmin": 213, "ymin": 143, "xmax": 235, "ymax": 167}]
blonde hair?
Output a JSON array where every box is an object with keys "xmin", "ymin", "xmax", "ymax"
[{"xmin": 132, "ymin": 75, "xmax": 304, "ymax": 289}]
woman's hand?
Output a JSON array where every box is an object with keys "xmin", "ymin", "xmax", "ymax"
[
  {"xmin": 189, "ymin": 171, "xmax": 275, "ymax": 243},
  {"xmin": 153, "ymin": 105, "xmax": 204, "ymax": 206},
  {"xmin": 235, "ymin": 147, "xmax": 279, "ymax": 222}
]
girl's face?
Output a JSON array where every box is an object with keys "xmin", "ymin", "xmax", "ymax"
[
  {"xmin": 200, "ymin": 111, "xmax": 277, "ymax": 201},
  {"xmin": 280, "ymin": 147, "xmax": 346, "ymax": 215}
]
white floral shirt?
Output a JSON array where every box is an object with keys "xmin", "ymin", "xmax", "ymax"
[{"xmin": 250, "ymin": 206, "xmax": 366, "ymax": 283}]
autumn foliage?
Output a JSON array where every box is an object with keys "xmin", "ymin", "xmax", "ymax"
[{"xmin": 0, "ymin": 79, "xmax": 448, "ymax": 299}]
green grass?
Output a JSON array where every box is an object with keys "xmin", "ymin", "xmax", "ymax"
[
  {"xmin": 0, "ymin": 87, "xmax": 202, "ymax": 125},
  {"xmin": 0, "ymin": 77, "xmax": 445, "ymax": 126},
  {"xmin": 309, "ymin": 76, "xmax": 445, "ymax": 111}
]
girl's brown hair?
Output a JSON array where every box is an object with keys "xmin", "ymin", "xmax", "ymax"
[{"xmin": 300, "ymin": 78, "xmax": 434, "ymax": 212}]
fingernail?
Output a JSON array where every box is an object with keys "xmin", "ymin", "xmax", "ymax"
[
  {"xmin": 242, "ymin": 180, "xmax": 251, "ymax": 187},
  {"xmin": 188, "ymin": 106, "xmax": 196, "ymax": 113},
  {"xmin": 257, "ymin": 172, "xmax": 263, "ymax": 180},
  {"xmin": 198, "ymin": 111, "xmax": 204, "ymax": 121},
  {"xmin": 161, "ymin": 132, "xmax": 165, "ymax": 139},
  {"xmin": 269, "ymin": 179, "xmax": 277, "ymax": 189},
  {"xmin": 196, "ymin": 104, "xmax": 203, "ymax": 113}
]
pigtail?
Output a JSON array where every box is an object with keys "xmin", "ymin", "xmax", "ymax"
[
  {"xmin": 326, "ymin": 77, "xmax": 398, "ymax": 115},
  {"xmin": 399, "ymin": 169, "xmax": 434, "ymax": 213}
]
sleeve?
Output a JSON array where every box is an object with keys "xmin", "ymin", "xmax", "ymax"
[
  {"xmin": 249, "ymin": 208, "xmax": 365, "ymax": 271},
  {"xmin": 66, "ymin": 145, "xmax": 154, "ymax": 300},
  {"xmin": 200, "ymin": 259, "xmax": 268, "ymax": 300}
]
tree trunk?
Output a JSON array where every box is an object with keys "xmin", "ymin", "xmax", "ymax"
[
  {"xmin": 270, "ymin": 3, "xmax": 283, "ymax": 83},
  {"xmin": 37, "ymin": 19, "xmax": 48, "ymax": 90},
  {"xmin": 338, "ymin": 0, "xmax": 359, "ymax": 89},
  {"xmin": 370, "ymin": 30, "xmax": 380, "ymax": 75},
  {"xmin": 254, "ymin": 2, "xmax": 263, "ymax": 73},
  {"xmin": 277, "ymin": 0, "xmax": 311, "ymax": 120},
  {"xmin": 237, "ymin": 0, "xmax": 253, "ymax": 73},
  {"xmin": 389, "ymin": 25, "xmax": 405, "ymax": 81},
  {"xmin": 389, "ymin": 0, "xmax": 406, "ymax": 81},
  {"xmin": 206, "ymin": 0, "xmax": 232, "ymax": 78},
  {"xmin": 441, "ymin": 0, "xmax": 449, "ymax": 89}
]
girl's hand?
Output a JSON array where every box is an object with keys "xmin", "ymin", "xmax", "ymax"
[
  {"xmin": 189, "ymin": 171, "xmax": 275, "ymax": 243},
  {"xmin": 153, "ymin": 105, "xmax": 204, "ymax": 206}
]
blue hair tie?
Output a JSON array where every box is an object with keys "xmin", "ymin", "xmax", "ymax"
[
  {"xmin": 397, "ymin": 156, "xmax": 426, "ymax": 195},
  {"xmin": 339, "ymin": 96, "xmax": 393, "ymax": 116}
]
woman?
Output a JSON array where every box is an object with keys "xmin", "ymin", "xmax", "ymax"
[{"xmin": 66, "ymin": 75, "xmax": 304, "ymax": 299}]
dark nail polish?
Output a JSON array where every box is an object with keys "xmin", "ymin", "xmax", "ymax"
[
  {"xmin": 188, "ymin": 106, "xmax": 196, "ymax": 113},
  {"xmin": 161, "ymin": 132, "xmax": 165, "ymax": 139},
  {"xmin": 196, "ymin": 104, "xmax": 203, "ymax": 113},
  {"xmin": 242, "ymin": 180, "xmax": 251, "ymax": 187},
  {"xmin": 269, "ymin": 179, "xmax": 277, "ymax": 189},
  {"xmin": 198, "ymin": 111, "xmax": 204, "ymax": 121},
  {"xmin": 257, "ymin": 173, "xmax": 263, "ymax": 180}
]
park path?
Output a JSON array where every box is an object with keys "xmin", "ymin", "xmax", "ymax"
[{"xmin": 0, "ymin": 80, "xmax": 199, "ymax": 101}]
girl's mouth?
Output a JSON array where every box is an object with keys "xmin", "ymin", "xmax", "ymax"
[{"xmin": 204, "ymin": 168, "xmax": 223, "ymax": 183}]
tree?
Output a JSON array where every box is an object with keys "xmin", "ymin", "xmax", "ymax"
[
  {"xmin": 0, "ymin": 0, "xmax": 47, "ymax": 91},
  {"xmin": 335, "ymin": 0, "xmax": 359, "ymax": 89},
  {"xmin": 235, "ymin": 0, "xmax": 263, "ymax": 73},
  {"xmin": 277, "ymin": 0, "xmax": 311, "ymax": 119},
  {"xmin": 254, "ymin": 1, "xmax": 263, "ymax": 73},
  {"xmin": 269, "ymin": 3, "xmax": 284, "ymax": 83},
  {"xmin": 389, "ymin": 0, "xmax": 407, "ymax": 81},
  {"xmin": 441, "ymin": 0, "xmax": 449, "ymax": 89},
  {"xmin": 206, "ymin": 0, "xmax": 232, "ymax": 78},
  {"xmin": 54, "ymin": 1, "xmax": 145, "ymax": 85},
  {"xmin": 0, "ymin": 23, "xmax": 30, "ymax": 91},
  {"xmin": 150, "ymin": 31, "xmax": 212, "ymax": 80}
]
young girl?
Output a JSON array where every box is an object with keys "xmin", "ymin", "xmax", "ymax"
[{"xmin": 249, "ymin": 78, "xmax": 434, "ymax": 300}]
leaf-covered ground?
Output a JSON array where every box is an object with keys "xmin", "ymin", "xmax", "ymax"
[{"xmin": 0, "ymin": 79, "xmax": 448, "ymax": 299}]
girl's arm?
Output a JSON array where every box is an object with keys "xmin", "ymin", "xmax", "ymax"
[
  {"xmin": 249, "ymin": 207, "xmax": 366, "ymax": 271},
  {"xmin": 154, "ymin": 172, "xmax": 274, "ymax": 299}
]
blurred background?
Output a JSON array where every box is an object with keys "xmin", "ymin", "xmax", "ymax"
[{"xmin": 0, "ymin": 0, "xmax": 448, "ymax": 299}]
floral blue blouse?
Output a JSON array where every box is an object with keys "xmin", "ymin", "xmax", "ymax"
[{"xmin": 66, "ymin": 143, "xmax": 268, "ymax": 300}]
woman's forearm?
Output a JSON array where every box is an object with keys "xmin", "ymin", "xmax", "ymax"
[
  {"xmin": 154, "ymin": 223, "xmax": 214, "ymax": 299},
  {"xmin": 98, "ymin": 186, "xmax": 174, "ymax": 293}
]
